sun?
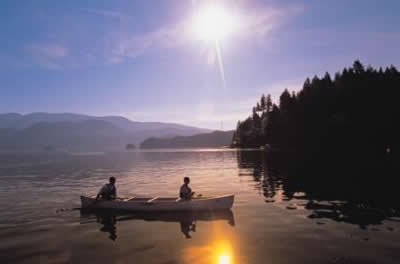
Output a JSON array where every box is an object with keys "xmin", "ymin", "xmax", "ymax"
[{"xmin": 192, "ymin": 6, "xmax": 237, "ymax": 41}]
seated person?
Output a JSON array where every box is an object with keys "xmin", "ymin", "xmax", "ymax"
[
  {"xmin": 179, "ymin": 177, "xmax": 195, "ymax": 200},
  {"xmin": 96, "ymin": 176, "xmax": 117, "ymax": 200}
]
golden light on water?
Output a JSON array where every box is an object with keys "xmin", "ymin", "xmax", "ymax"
[
  {"xmin": 182, "ymin": 221, "xmax": 237, "ymax": 264},
  {"xmin": 218, "ymin": 254, "xmax": 231, "ymax": 264},
  {"xmin": 215, "ymin": 240, "xmax": 233, "ymax": 264},
  {"xmin": 184, "ymin": 240, "xmax": 234, "ymax": 264}
]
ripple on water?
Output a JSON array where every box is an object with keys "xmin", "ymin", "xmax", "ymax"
[{"xmin": 1, "ymin": 150, "xmax": 400, "ymax": 264}]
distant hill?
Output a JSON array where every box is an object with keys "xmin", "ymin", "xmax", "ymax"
[
  {"xmin": 0, "ymin": 120, "xmax": 131, "ymax": 152},
  {"xmin": 0, "ymin": 113, "xmax": 211, "ymax": 152},
  {"xmin": 140, "ymin": 130, "xmax": 235, "ymax": 149},
  {"xmin": 0, "ymin": 113, "xmax": 210, "ymax": 133}
]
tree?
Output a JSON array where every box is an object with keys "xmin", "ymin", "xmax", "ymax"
[
  {"xmin": 323, "ymin": 72, "xmax": 332, "ymax": 83},
  {"xmin": 252, "ymin": 107, "xmax": 260, "ymax": 127},
  {"xmin": 233, "ymin": 60, "xmax": 400, "ymax": 160},
  {"xmin": 266, "ymin": 94, "xmax": 272, "ymax": 113},
  {"xmin": 256, "ymin": 102, "xmax": 261, "ymax": 111},
  {"xmin": 353, "ymin": 60, "xmax": 365, "ymax": 74},
  {"xmin": 279, "ymin": 89, "xmax": 292, "ymax": 113},
  {"xmin": 260, "ymin": 94, "xmax": 266, "ymax": 111}
]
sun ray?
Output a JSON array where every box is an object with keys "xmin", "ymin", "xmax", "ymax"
[
  {"xmin": 191, "ymin": 5, "xmax": 237, "ymax": 89},
  {"xmin": 215, "ymin": 40, "xmax": 226, "ymax": 88}
]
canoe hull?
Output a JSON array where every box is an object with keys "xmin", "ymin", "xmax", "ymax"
[{"xmin": 80, "ymin": 195, "xmax": 234, "ymax": 212}]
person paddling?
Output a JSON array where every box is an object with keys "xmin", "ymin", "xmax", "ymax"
[
  {"xmin": 96, "ymin": 176, "xmax": 117, "ymax": 200},
  {"xmin": 180, "ymin": 177, "xmax": 195, "ymax": 200}
]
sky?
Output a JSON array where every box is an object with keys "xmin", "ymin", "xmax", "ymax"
[{"xmin": 1, "ymin": 0, "xmax": 400, "ymax": 130}]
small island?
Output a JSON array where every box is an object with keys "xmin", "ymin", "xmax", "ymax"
[{"xmin": 126, "ymin": 143, "xmax": 136, "ymax": 151}]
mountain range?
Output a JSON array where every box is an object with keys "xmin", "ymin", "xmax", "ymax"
[{"xmin": 0, "ymin": 113, "xmax": 211, "ymax": 152}]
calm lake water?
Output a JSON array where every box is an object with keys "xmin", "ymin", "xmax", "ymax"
[{"xmin": 0, "ymin": 150, "xmax": 399, "ymax": 264}]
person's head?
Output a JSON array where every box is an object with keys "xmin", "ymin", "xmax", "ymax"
[
  {"xmin": 184, "ymin": 177, "xmax": 190, "ymax": 185},
  {"xmin": 109, "ymin": 176, "xmax": 116, "ymax": 185}
]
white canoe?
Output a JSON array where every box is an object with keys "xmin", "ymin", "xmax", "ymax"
[{"xmin": 80, "ymin": 195, "xmax": 234, "ymax": 212}]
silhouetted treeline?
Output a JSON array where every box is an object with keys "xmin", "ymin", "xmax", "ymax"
[
  {"xmin": 233, "ymin": 61, "xmax": 399, "ymax": 156},
  {"xmin": 140, "ymin": 130, "xmax": 234, "ymax": 149},
  {"xmin": 232, "ymin": 61, "xmax": 400, "ymax": 200}
]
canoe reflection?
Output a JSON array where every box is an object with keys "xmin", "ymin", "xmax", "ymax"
[{"xmin": 80, "ymin": 209, "xmax": 235, "ymax": 241}]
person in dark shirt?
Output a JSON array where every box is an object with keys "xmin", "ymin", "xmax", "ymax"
[
  {"xmin": 179, "ymin": 177, "xmax": 195, "ymax": 200},
  {"xmin": 96, "ymin": 177, "xmax": 117, "ymax": 200}
]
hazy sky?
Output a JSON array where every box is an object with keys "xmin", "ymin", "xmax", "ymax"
[{"xmin": 1, "ymin": 0, "xmax": 399, "ymax": 129}]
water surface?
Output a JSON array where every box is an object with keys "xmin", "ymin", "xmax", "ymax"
[{"xmin": 0, "ymin": 150, "xmax": 399, "ymax": 264}]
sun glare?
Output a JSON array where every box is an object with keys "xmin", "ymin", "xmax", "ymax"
[
  {"xmin": 218, "ymin": 254, "xmax": 231, "ymax": 264},
  {"xmin": 192, "ymin": 6, "xmax": 237, "ymax": 41},
  {"xmin": 215, "ymin": 241, "xmax": 233, "ymax": 264}
]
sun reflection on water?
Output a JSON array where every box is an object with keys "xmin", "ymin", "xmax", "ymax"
[
  {"xmin": 218, "ymin": 254, "xmax": 231, "ymax": 264},
  {"xmin": 182, "ymin": 221, "xmax": 237, "ymax": 264},
  {"xmin": 215, "ymin": 241, "xmax": 233, "ymax": 264}
]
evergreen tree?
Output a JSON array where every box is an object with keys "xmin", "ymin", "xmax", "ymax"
[
  {"xmin": 260, "ymin": 94, "xmax": 266, "ymax": 111},
  {"xmin": 266, "ymin": 94, "xmax": 272, "ymax": 113},
  {"xmin": 353, "ymin": 60, "xmax": 365, "ymax": 74},
  {"xmin": 232, "ymin": 60, "xmax": 400, "ymax": 207},
  {"xmin": 252, "ymin": 107, "xmax": 257, "ymax": 118},
  {"xmin": 232, "ymin": 60, "xmax": 400, "ymax": 159},
  {"xmin": 279, "ymin": 89, "xmax": 292, "ymax": 113}
]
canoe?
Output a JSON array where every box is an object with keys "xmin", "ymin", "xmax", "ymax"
[{"xmin": 80, "ymin": 194, "xmax": 234, "ymax": 212}]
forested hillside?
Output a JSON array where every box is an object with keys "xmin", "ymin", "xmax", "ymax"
[{"xmin": 232, "ymin": 61, "xmax": 400, "ymax": 157}]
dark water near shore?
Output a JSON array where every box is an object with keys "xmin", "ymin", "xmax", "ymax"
[{"xmin": 1, "ymin": 150, "xmax": 400, "ymax": 264}]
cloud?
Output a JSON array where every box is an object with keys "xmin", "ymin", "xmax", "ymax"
[
  {"xmin": 28, "ymin": 43, "xmax": 68, "ymax": 58},
  {"xmin": 101, "ymin": 3, "xmax": 303, "ymax": 65},
  {"xmin": 237, "ymin": 4, "xmax": 304, "ymax": 44},
  {"xmin": 85, "ymin": 8, "xmax": 129, "ymax": 20},
  {"xmin": 23, "ymin": 2, "xmax": 304, "ymax": 69},
  {"xmin": 104, "ymin": 22, "xmax": 188, "ymax": 64},
  {"xmin": 25, "ymin": 43, "xmax": 69, "ymax": 70}
]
